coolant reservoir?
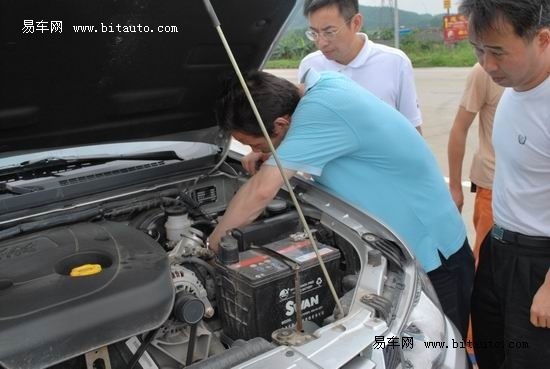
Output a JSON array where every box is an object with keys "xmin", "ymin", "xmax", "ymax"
[{"xmin": 165, "ymin": 206, "xmax": 192, "ymax": 242}]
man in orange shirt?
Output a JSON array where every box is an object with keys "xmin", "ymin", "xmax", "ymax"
[{"xmin": 448, "ymin": 63, "xmax": 504, "ymax": 263}]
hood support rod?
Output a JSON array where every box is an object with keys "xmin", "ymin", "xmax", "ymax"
[{"xmin": 200, "ymin": 0, "xmax": 344, "ymax": 320}]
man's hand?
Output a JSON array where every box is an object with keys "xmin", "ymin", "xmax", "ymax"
[
  {"xmin": 208, "ymin": 164, "xmax": 296, "ymax": 252},
  {"xmin": 241, "ymin": 152, "xmax": 271, "ymax": 175},
  {"xmin": 531, "ymin": 271, "xmax": 550, "ymax": 328},
  {"xmin": 450, "ymin": 186, "xmax": 464, "ymax": 213}
]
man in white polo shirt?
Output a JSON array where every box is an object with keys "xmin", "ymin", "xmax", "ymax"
[
  {"xmin": 240, "ymin": 0, "xmax": 422, "ymax": 175},
  {"xmin": 298, "ymin": 0, "xmax": 423, "ymax": 134},
  {"xmin": 460, "ymin": 0, "xmax": 550, "ymax": 368}
]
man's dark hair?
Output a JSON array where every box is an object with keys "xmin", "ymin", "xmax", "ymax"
[
  {"xmin": 216, "ymin": 71, "xmax": 301, "ymax": 136},
  {"xmin": 460, "ymin": 0, "xmax": 550, "ymax": 41},
  {"xmin": 303, "ymin": 0, "xmax": 359, "ymax": 20}
]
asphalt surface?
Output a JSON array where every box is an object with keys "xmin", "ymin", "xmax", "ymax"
[{"xmin": 261, "ymin": 67, "xmax": 478, "ymax": 243}]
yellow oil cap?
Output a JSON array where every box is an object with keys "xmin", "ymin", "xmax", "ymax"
[{"xmin": 70, "ymin": 264, "xmax": 102, "ymax": 277}]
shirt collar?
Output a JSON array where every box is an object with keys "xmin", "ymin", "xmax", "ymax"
[
  {"xmin": 323, "ymin": 33, "xmax": 372, "ymax": 70},
  {"xmin": 300, "ymin": 67, "xmax": 322, "ymax": 91},
  {"xmin": 346, "ymin": 33, "xmax": 372, "ymax": 69}
]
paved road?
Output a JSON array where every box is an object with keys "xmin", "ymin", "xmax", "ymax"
[{"xmin": 264, "ymin": 68, "xmax": 478, "ymax": 243}]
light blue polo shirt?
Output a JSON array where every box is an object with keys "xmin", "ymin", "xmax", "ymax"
[{"xmin": 266, "ymin": 71, "xmax": 465, "ymax": 272}]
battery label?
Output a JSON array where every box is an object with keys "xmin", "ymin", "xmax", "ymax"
[
  {"xmin": 278, "ymin": 277, "xmax": 324, "ymax": 302},
  {"xmin": 285, "ymin": 294, "xmax": 320, "ymax": 316},
  {"xmin": 281, "ymin": 302, "xmax": 326, "ymax": 326},
  {"xmin": 294, "ymin": 247, "xmax": 333, "ymax": 263},
  {"xmin": 264, "ymin": 238, "xmax": 339, "ymax": 266},
  {"xmin": 277, "ymin": 275, "xmax": 327, "ymax": 326}
]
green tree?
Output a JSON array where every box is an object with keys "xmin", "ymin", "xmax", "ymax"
[{"xmin": 271, "ymin": 29, "xmax": 316, "ymax": 60}]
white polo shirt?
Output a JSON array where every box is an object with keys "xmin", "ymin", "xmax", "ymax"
[
  {"xmin": 298, "ymin": 33, "xmax": 422, "ymax": 127},
  {"xmin": 492, "ymin": 75, "xmax": 550, "ymax": 237}
]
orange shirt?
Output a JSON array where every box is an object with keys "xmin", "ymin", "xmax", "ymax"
[{"xmin": 460, "ymin": 63, "xmax": 504, "ymax": 189}]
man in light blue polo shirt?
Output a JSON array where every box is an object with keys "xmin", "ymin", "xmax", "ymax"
[{"xmin": 209, "ymin": 70, "xmax": 474, "ymax": 340}]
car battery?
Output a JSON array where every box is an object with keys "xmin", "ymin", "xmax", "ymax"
[{"xmin": 216, "ymin": 236, "xmax": 341, "ymax": 342}]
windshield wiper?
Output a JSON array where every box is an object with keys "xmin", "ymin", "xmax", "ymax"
[
  {"xmin": 0, "ymin": 183, "xmax": 42, "ymax": 195},
  {"xmin": 0, "ymin": 151, "xmax": 182, "ymax": 183}
]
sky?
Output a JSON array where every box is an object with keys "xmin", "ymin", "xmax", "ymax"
[{"xmin": 359, "ymin": 0, "xmax": 462, "ymax": 15}]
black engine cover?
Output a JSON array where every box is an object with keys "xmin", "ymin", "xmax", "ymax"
[{"xmin": 0, "ymin": 221, "xmax": 174, "ymax": 369}]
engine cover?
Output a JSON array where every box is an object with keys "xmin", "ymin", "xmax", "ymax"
[{"xmin": 0, "ymin": 221, "xmax": 174, "ymax": 369}]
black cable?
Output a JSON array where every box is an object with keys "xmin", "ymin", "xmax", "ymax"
[
  {"xmin": 181, "ymin": 257, "xmax": 216, "ymax": 278},
  {"xmin": 186, "ymin": 323, "xmax": 199, "ymax": 365},
  {"xmin": 126, "ymin": 328, "xmax": 159, "ymax": 369},
  {"xmin": 179, "ymin": 191, "xmax": 215, "ymax": 221}
]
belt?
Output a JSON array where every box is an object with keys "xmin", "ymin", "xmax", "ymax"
[{"xmin": 492, "ymin": 225, "xmax": 550, "ymax": 248}]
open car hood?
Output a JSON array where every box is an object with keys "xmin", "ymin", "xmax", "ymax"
[{"xmin": 0, "ymin": 0, "xmax": 298, "ymax": 154}]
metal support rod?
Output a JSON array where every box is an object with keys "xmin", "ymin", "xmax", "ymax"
[
  {"xmin": 294, "ymin": 265, "xmax": 304, "ymax": 333},
  {"xmin": 200, "ymin": 0, "xmax": 344, "ymax": 318}
]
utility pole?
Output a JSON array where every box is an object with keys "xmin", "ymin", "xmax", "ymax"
[
  {"xmin": 393, "ymin": 0, "xmax": 399, "ymax": 48},
  {"xmin": 381, "ymin": 0, "xmax": 399, "ymax": 48}
]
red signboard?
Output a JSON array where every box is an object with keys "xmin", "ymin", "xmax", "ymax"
[{"xmin": 443, "ymin": 14, "xmax": 468, "ymax": 43}]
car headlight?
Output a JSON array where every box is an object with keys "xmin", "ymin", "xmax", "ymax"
[{"xmin": 401, "ymin": 270, "xmax": 446, "ymax": 368}]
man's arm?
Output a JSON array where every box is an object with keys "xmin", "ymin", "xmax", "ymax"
[
  {"xmin": 447, "ymin": 106, "xmax": 477, "ymax": 212},
  {"xmin": 208, "ymin": 164, "xmax": 296, "ymax": 252},
  {"xmin": 397, "ymin": 57, "xmax": 423, "ymax": 134},
  {"xmin": 531, "ymin": 269, "xmax": 550, "ymax": 328}
]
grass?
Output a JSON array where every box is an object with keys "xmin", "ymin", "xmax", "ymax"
[
  {"xmin": 265, "ymin": 59, "xmax": 301, "ymax": 69},
  {"xmin": 265, "ymin": 36, "xmax": 477, "ymax": 69},
  {"xmin": 401, "ymin": 39, "xmax": 477, "ymax": 67}
]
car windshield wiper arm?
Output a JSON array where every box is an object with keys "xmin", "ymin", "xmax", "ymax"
[
  {"xmin": 0, "ymin": 182, "xmax": 41, "ymax": 195},
  {"xmin": 0, "ymin": 151, "xmax": 182, "ymax": 183}
]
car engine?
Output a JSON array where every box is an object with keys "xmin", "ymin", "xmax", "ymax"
[{"xmin": 0, "ymin": 172, "xmax": 353, "ymax": 369}]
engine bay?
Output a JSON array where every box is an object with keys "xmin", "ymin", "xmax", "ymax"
[{"xmin": 0, "ymin": 171, "xmax": 364, "ymax": 369}]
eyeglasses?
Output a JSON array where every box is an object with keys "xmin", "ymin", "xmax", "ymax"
[{"xmin": 305, "ymin": 19, "xmax": 352, "ymax": 42}]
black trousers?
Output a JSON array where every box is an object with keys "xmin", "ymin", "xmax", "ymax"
[
  {"xmin": 428, "ymin": 239, "xmax": 475, "ymax": 341},
  {"xmin": 472, "ymin": 231, "xmax": 550, "ymax": 369}
]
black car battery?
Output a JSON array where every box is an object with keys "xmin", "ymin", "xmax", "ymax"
[{"xmin": 215, "ymin": 236, "xmax": 341, "ymax": 342}]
